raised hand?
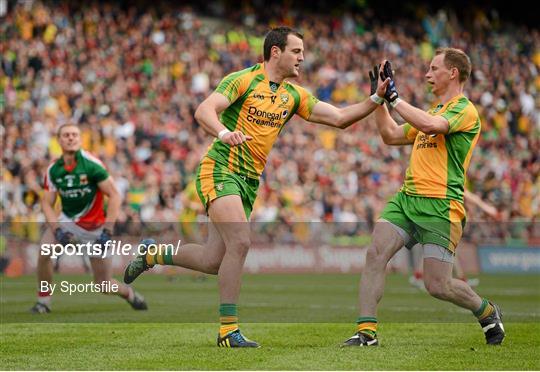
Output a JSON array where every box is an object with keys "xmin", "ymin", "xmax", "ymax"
[
  {"xmin": 379, "ymin": 60, "xmax": 399, "ymax": 103},
  {"xmin": 369, "ymin": 65, "xmax": 380, "ymax": 95},
  {"xmin": 369, "ymin": 64, "xmax": 389, "ymax": 105}
]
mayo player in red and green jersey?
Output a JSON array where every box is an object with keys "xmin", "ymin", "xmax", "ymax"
[
  {"xmin": 31, "ymin": 124, "xmax": 147, "ymax": 313},
  {"xmin": 124, "ymin": 26, "xmax": 391, "ymax": 347},
  {"xmin": 343, "ymin": 49, "xmax": 505, "ymax": 348}
]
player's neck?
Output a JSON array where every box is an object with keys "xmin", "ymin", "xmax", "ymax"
[
  {"xmin": 438, "ymin": 85, "xmax": 463, "ymax": 105},
  {"xmin": 263, "ymin": 62, "xmax": 285, "ymax": 84},
  {"xmin": 62, "ymin": 152, "xmax": 77, "ymax": 165}
]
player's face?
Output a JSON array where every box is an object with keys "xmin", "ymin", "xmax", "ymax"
[
  {"xmin": 58, "ymin": 126, "xmax": 81, "ymax": 153},
  {"xmin": 425, "ymin": 54, "xmax": 454, "ymax": 96},
  {"xmin": 278, "ymin": 34, "xmax": 304, "ymax": 78}
]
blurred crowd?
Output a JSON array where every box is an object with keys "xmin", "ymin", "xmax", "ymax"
[{"xmin": 1, "ymin": 1, "xmax": 539, "ymax": 246}]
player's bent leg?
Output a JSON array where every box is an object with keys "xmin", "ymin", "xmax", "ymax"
[
  {"xmin": 31, "ymin": 228, "xmax": 55, "ymax": 313},
  {"xmin": 423, "ymin": 247, "xmax": 505, "ymax": 345},
  {"xmin": 423, "ymin": 248, "xmax": 480, "ymax": 309},
  {"xmin": 208, "ymin": 195, "xmax": 259, "ymax": 348},
  {"xmin": 91, "ymin": 257, "xmax": 147, "ymax": 310},
  {"xmin": 453, "ymin": 255, "xmax": 480, "ymax": 287},
  {"xmin": 342, "ymin": 221, "xmax": 406, "ymax": 347},
  {"xmin": 170, "ymin": 222, "xmax": 226, "ymax": 274},
  {"xmin": 123, "ymin": 224, "xmax": 226, "ymax": 284}
]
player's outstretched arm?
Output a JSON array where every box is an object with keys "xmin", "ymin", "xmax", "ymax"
[
  {"xmin": 306, "ymin": 75, "xmax": 389, "ymax": 129},
  {"xmin": 98, "ymin": 177, "xmax": 122, "ymax": 232},
  {"xmin": 380, "ymin": 60, "xmax": 449, "ymax": 135},
  {"xmin": 194, "ymin": 92, "xmax": 252, "ymax": 146},
  {"xmin": 367, "ymin": 64, "xmax": 414, "ymax": 146},
  {"xmin": 464, "ymin": 190, "xmax": 501, "ymax": 220},
  {"xmin": 374, "ymin": 104, "xmax": 414, "ymax": 145}
]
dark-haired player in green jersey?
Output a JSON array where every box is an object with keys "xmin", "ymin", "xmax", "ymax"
[{"xmin": 124, "ymin": 26, "xmax": 391, "ymax": 347}]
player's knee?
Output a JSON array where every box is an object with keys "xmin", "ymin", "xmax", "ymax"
[
  {"xmin": 425, "ymin": 278, "xmax": 451, "ymax": 299},
  {"xmin": 228, "ymin": 237, "xmax": 251, "ymax": 257},
  {"xmin": 365, "ymin": 246, "xmax": 386, "ymax": 267}
]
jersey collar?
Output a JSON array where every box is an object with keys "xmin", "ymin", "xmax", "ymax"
[
  {"xmin": 433, "ymin": 93, "xmax": 466, "ymax": 112},
  {"xmin": 260, "ymin": 62, "xmax": 286, "ymax": 91},
  {"xmin": 59, "ymin": 149, "xmax": 81, "ymax": 171}
]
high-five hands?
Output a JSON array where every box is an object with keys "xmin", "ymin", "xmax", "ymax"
[
  {"xmin": 369, "ymin": 64, "xmax": 390, "ymax": 105},
  {"xmin": 379, "ymin": 60, "xmax": 399, "ymax": 104}
]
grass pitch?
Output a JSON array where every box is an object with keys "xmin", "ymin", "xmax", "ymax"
[{"xmin": 2, "ymin": 273, "xmax": 539, "ymax": 370}]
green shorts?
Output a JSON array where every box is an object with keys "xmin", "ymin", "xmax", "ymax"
[
  {"xmin": 380, "ymin": 192, "xmax": 466, "ymax": 253},
  {"xmin": 195, "ymin": 156, "xmax": 259, "ymax": 219}
]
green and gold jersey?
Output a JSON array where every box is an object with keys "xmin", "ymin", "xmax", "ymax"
[
  {"xmin": 205, "ymin": 63, "xmax": 319, "ymax": 179},
  {"xmin": 44, "ymin": 149, "xmax": 109, "ymax": 229},
  {"xmin": 401, "ymin": 94, "xmax": 481, "ymax": 202}
]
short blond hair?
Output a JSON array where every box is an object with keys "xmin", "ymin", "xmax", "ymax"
[
  {"xmin": 56, "ymin": 123, "xmax": 80, "ymax": 138},
  {"xmin": 435, "ymin": 48, "xmax": 472, "ymax": 83}
]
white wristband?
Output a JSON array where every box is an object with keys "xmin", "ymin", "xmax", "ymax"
[
  {"xmin": 218, "ymin": 129, "xmax": 230, "ymax": 140},
  {"xmin": 370, "ymin": 94, "xmax": 385, "ymax": 105},
  {"xmin": 390, "ymin": 98, "xmax": 402, "ymax": 108}
]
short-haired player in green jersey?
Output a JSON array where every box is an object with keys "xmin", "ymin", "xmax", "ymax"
[
  {"xmin": 342, "ymin": 49, "xmax": 505, "ymax": 347},
  {"xmin": 31, "ymin": 124, "xmax": 147, "ymax": 313},
  {"xmin": 124, "ymin": 26, "xmax": 391, "ymax": 348}
]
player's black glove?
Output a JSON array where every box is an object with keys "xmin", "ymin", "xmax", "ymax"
[
  {"xmin": 380, "ymin": 61, "xmax": 399, "ymax": 103},
  {"xmin": 369, "ymin": 64, "xmax": 384, "ymax": 105},
  {"xmin": 369, "ymin": 65, "xmax": 380, "ymax": 95},
  {"xmin": 95, "ymin": 228, "xmax": 112, "ymax": 247},
  {"xmin": 54, "ymin": 228, "xmax": 73, "ymax": 245}
]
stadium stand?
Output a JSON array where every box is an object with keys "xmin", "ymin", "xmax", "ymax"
[{"xmin": 1, "ymin": 0, "xmax": 538, "ymax": 258}]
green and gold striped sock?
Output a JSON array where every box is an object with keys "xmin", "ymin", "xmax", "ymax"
[
  {"xmin": 356, "ymin": 316, "xmax": 377, "ymax": 338},
  {"xmin": 474, "ymin": 298, "xmax": 494, "ymax": 320},
  {"xmin": 145, "ymin": 246, "xmax": 174, "ymax": 266},
  {"xmin": 219, "ymin": 303, "xmax": 239, "ymax": 338}
]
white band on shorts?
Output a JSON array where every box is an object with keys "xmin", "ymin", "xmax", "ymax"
[
  {"xmin": 378, "ymin": 218, "xmax": 411, "ymax": 246},
  {"xmin": 423, "ymin": 243, "xmax": 455, "ymax": 263}
]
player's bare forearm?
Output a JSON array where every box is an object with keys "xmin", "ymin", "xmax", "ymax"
[
  {"xmin": 194, "ymin": 103, "xmax": 227, "ymax": 137},
  {"xmin": 98, "ymin": 178, "xmax": 122, "ymax": 230},
  {"xmin": 374, "ymin": 105, "xmax": 411, "ymax": 145},
  {"xmin": 308, "ymin": 99, "xmax": 379, "ymax": 129},
  {"xmin": 194, "ymin": 94, "xmax": 252, "ymax": 145},
  {"xmin": 338, "ymin": 99, "xmax": 381, "ymax": 129},
  {"xmin": 393, "ymin": 100, "xmax": 449, "ymax": 134},
  {"xmin": 104, "ymin": 193, "xmax": 121, "ymax": 230},
  {"xmin": 194, "ymin": 92, "xmax": 231, "ymax": 137},
  {"xmin": 464, "ymin": 190, "xmax": 500, "ymax": 219},
  {"xmin": 41, "ymin": 191, "xmax": 59, "ymax": 231},
  {"xmin": 309, "ymin": 77, "xmax": 389, "ymax": 129}
]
